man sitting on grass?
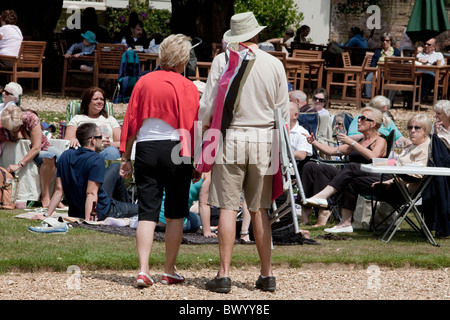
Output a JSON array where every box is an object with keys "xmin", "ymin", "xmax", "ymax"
[{"xmin": 46, "ymin": 123, "xmax": 138, "ymax": 221}]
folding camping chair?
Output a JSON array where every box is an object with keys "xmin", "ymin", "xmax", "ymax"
[
  {"xmin": 269, "ymin": 108, "xmax": 307, "ymax": 234},
  {"xmin": 112, "ymin": 50, "xmax": 141, "ymax": 103}
]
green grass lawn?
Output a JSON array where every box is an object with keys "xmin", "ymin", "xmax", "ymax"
[{"xmin": 1, "ymin": 209, "xmax": 449, "ymax": 274}]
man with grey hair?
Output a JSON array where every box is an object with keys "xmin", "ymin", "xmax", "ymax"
[
  {"xmin": 199, "ymin": 11, "xmax": 289, "ymax": 293},
  {"xmin": 289, "ymin": 90, "xmax": 314, "ymax": 113}
]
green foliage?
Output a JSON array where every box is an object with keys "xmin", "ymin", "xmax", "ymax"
[
  {"xmin": 335, "ymin": 0, "xmax": 383, "ymax": 15},
  {"xmin": 104, "ymin": 0, "xmax": 171, "ymax": 39},
  {"xmin": 234, "ymin": 0, "xmax": 303, "ymax": 40}
]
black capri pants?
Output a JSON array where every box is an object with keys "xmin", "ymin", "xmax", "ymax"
[
  {"xmin": 329, "ymin": 162, "xmax": 394, "ymax": 211},
  {"xmin": 134, "ymin": 140, "xmax": 193, "ymax": 222}
]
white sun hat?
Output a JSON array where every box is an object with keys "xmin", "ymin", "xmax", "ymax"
[{"xmin": 223, "ymin": 12, "xmax": 266, "ymax": 43}]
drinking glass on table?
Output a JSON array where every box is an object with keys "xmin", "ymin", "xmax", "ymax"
[{"xmin": 394, "ymin": 141, "xmax": 404, "ymax": 157}]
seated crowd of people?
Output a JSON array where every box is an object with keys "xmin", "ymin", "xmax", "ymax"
[
  {"xmin": 288, "ymin": 88, "xmax": 450, "ymax": 238},
  {"xmin": 2, "ymin": 8, "xmax": 450, "ymax": 294},
  {"xmin": 2, "ymin": 78, "xmax": 449, "ymax": 240},
  {"xmin": 0, "ymin": 7, "xmax": 448, "ymax": 242},
  {"xmin": 0, "ymin": 75, "xmax": 254, "ymax": 239}
]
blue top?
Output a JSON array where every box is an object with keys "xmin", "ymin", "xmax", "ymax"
[
  {"xmin": 347, "ymin": 115, "xmax": 403, "ymax": 141},
  {"xmin": 57, "ymin": 147, "xmax": 110, "ymax": 219},
  {"xmin": 67, "ymin": 42, "xmax": 96, "ymax": 56},
  {"xmin": 159, "ymin": 178, "xmax": 204, "ymax": 225},
  {"xmin": 343, "ymin": 34, "xmax": 368, "ymax": 48}
]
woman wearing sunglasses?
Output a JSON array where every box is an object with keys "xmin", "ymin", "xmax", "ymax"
[
  {"xmin": 311, "ymin": 87, "xmax": 330, "ymax": 116},
  {"xmin": 306, "ymin": 113, "xmax": 431, "ymax": 233},
  {"xmin": 363, "ymin": 33, "xmax": 400, "ymax": 99},
  {"xmin": 0, "ymin": 81, "xmax": 21, "ymax": 113},
  {"xmin": 300, "ymin": 107, "xmax": 388, "ymax": 227}
]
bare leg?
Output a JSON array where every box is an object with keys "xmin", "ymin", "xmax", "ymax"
[
  {"xmin": 217, "ymin": 209, "xmax": 237, "ymax": 278},
  {"xmin": 249, "ymin": 208, "xmax": 273, "ymax": 277},
  {"xmin": 52, "ymin": 178, "xmax": 66, "ymax": 208},
  {"xmin": 301, "ymin": 206, "xmax": 313, "ymax": 224},
  {"xmin": 239, "ymin": 200, "xmax": 251, "ymax": 242},
  {"xmin": 164, "ymin": 218, "xmax": 184, "ymax": 275},
  {"xmin": 334, "ymin": 208, "xmax": 353, "ymax": 228},
  {"xmin": 313, "ymin": 208, "xmax": 331, "ymax": 227},
  {"xmin": 39, "ymin": 158, "xmax": 54, "ymax": 207},
  {"xmin": 313, "ymin": 185, "xmax": 338, "ymax": 200},
  {"xmin": 136, "ymin": 220, "xmax": 157, "ymax": 275}
]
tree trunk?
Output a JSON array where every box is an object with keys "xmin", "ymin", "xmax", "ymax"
[{"xmin": 170, "ymin": 0, "xmax": 235, "ymax": 61}]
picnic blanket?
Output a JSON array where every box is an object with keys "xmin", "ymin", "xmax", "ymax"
[
  {"xmin": 16, "ymin": 210, "xmax": 321, "ymax": 245},
  {"xmin": 72, "ymin": 222, "xmax": 321, "ymax": 245}
]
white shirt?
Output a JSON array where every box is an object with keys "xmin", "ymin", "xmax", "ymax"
[
  {"xmin": 290, "ymin": 123, "xmax": 312, "ymax": 156},
  {"xmin": 137, "ymin": 117, "xmax": 180, "ymax": 142},
  {"xmin": 0, "ymin": 24, "xmax": 23, "ymax": 56},
  {"xmin": 416, "ymin": 50, "xmax": 445, "ymax": 66},
  {"xmin": 68, "ymin": 114, "xmax": 121, "ymax": 142}
]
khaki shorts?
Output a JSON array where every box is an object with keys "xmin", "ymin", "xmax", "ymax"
[{"xmin": 208, "ymin": 138, "xmax": 275, "ymax": 212}]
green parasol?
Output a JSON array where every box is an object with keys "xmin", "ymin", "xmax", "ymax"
[{"xmin": 406, "ymin": 0, "xmax": 450, "ymax": 43}]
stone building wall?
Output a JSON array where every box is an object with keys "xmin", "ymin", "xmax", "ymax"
[{"xmin": 329, "ymin": 0, "xmax": 450, "ymax": 51}]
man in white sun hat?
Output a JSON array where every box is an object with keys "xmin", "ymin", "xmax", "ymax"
[{"xmin": 199, "ymin": 12, "xmax": 290, "ymax": 293}]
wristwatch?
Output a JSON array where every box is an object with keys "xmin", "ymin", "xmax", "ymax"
[
  {"xmin": 18, "ymin": 161, "xmax": 24, "ymax": 167},
  {"xmin": 352, "ymin": 141, "xmax": 357, "ymax": 147}
]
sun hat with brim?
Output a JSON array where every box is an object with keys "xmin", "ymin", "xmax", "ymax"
[
  {"xmin": 41, "ymin": 122, "xmax": 56, "ymax": 132},
  {"xmin": 223, "ymin": 12, "xmax": 266, "ymax": 43},
  {"xmin": 81, "ymin": 30, "xmax": 97, "ymax": 44},
  {"xmin": 1, "ymin": 105, "xmax": 23, "ymax": 131}
]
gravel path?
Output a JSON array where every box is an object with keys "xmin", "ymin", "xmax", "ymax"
[{"xmin": 1, "ymin": 265, "xmax": 449, "ymax": 300}]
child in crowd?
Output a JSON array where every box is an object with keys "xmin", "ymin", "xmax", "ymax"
[{"xmin": 64, "ymin": 30, "xmax": 97, "ymax": 71}]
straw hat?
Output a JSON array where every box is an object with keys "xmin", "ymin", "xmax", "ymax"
[
  {"xmin": 223, "ymin": 12, "xmax": 266, "ymax": 43},
  {"xmin": 1, "ymin": 106, "xmax": 23, "ymax": 131}
]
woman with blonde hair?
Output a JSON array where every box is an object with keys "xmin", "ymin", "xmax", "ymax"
[
  {"xmin": 348, "ymin": 95, "xmax": 411, "ymax": 146},
  {"xmin": 0, "ymin": 104, "xmax": 64, "ymax": 208},
  {"xmin": 119, "ymin": 34, "xmax": 199, "ymax": 288},
  {"xmin": 301, "ymin": 107, "xmax": 388, "ymax": 227},
  {"xmin": 308, "ymin": 113, "xmax": 431, "ymax": 233}
]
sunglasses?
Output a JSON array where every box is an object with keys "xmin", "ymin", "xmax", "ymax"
[
  {"xmin": 2, "ymin": 90, "xmax": 12, "ymax": 96},
  {"xmin": 382, "ymin": 39, "xmax": 391, "ymax": 42},
  {"xmin": 424, "ymin": 43, "xmax": 433, "ymax": 46},
  {"xmin": 407, "ymin": 125, "xmax": 422, "ymax": 131},
  {"xmin": 335, "ymin": 122, "xmax": 343, "ymax": 126},
  {"xmin": 91, "ymin": 135, "xmax": 103, "ymax": 140},
  {"xmin": 313, "ymin": 96, "xmax": 326, "ymax": 103},
  {"xmin": 359, "ymin": 115, "xmax": 374, "ymax": 122}
]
